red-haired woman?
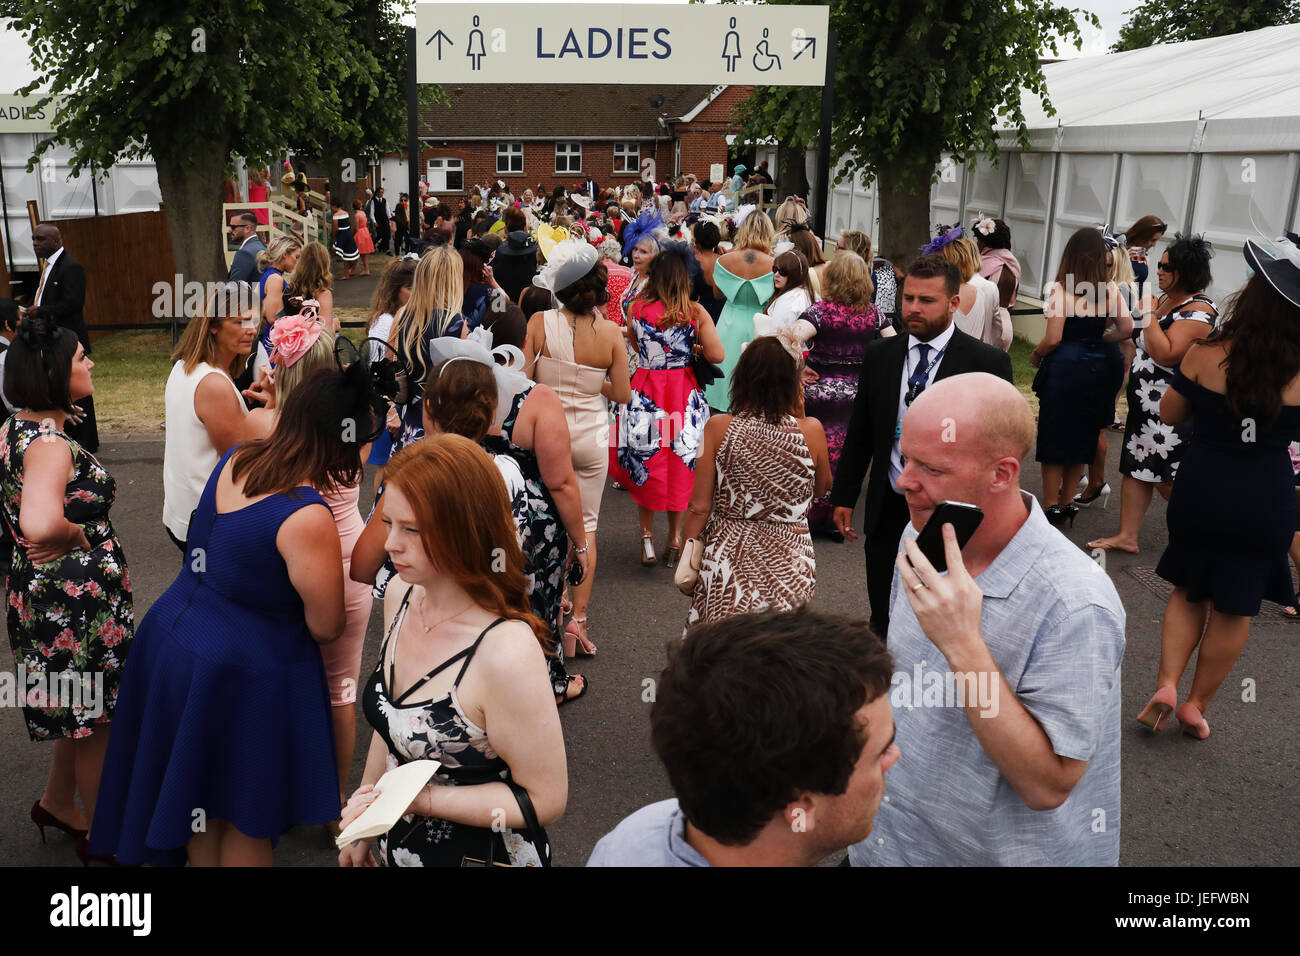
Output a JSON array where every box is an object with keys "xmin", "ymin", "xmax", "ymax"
[{"xmin": 338, "ymin": 436, "xmax": 567, "ymax": 867}]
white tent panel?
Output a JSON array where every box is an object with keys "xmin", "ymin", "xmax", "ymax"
[{"xmin": 962, "ymin": 157, "xmax": 1004, "ymax": 225}]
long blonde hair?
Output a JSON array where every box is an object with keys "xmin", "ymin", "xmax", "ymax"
[
  {"xmin": 733, "ymin": 212, "xmax": 775, "ymax": 253},
  {"xmin": 941, "ymin": 237, "xmax": 982, "ymax": 283},
  {"xmin": 257, "ymin": 234, "xmax": 302, "ymax": 272},
  {"xmin": 393, "ymin": 245, "xmax": 464, "ymax": 361}
]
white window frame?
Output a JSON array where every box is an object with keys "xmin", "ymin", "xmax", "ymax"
[
  {"xmin": 426, "ymin": 157, "xmax": 464, "ymax": 192},
  {"xmin": 496, "ymin": 142, "xmax": 523, "ymax": 174},
  {"xmin": 555, "ymin": 142, "xmax": 582, "ymax": 174},
  {"xmin": 613, "ymin": 142, "xmax": 640, "ymax": 175}
]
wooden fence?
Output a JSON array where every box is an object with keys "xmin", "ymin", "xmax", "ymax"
[{"xmin": 51, "ymin": 209, "xmax": 176, "ymax": 339}]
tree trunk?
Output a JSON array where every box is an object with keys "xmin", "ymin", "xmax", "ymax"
[
  {"xmin": 779, "ymin": 146, "xmax": 810, "ymax": 207},
  {"xmin": 875, "ymin": 164, "xmax": 934, "ymax": 267},
  {"xmin": 154, "ymin": 139, "xmax": 232, "ymax": 289}
]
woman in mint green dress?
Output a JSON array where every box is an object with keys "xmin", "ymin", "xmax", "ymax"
[{"xmin": 704, "ymin": 212, "xmax": 775, "ymax": 409}]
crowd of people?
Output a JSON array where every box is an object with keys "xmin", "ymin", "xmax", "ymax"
[{"xmin": 5, "ymin": 169, "xmax": 1300, "ymax": 867}]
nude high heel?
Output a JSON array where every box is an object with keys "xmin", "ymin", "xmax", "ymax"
[{"xmin": 1136, "ymin": 686, "xmax": 1177, "ymax": 732}]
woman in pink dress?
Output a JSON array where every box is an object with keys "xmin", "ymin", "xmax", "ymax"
[
  {"xmin": 247, "ymin": 168, "xmax": 271, "ymax": 226},
  {"xmin": 352, "ymin": 199, "xmax": 375, "ymax": 276},
  {"xmin": 609, "ymin": 245, "xmax": 724, "ymax": 566}
]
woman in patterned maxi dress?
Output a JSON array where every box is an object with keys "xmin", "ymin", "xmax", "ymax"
[{"xmin": 680, "ymin": 336, "xmax": 831, "ymax": 630}]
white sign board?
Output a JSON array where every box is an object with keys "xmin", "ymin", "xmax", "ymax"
[
  {"xmin": 415, "ymin": 3, "xmax": 830, "ymax": 86},
  {"xmin": 0, "ymin": 94, "xmax": 59, "ymax": 133}
]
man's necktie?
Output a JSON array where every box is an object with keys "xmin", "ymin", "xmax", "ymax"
[
  {"xmin": 34, "ymin": 261, "xmax": 50, "ymax": 305},
  {"xmin": 905, "ymin": 343, "xmax": 932, "ymax": 407}
]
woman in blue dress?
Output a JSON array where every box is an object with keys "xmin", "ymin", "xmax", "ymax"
[
  {"xmin": 331, "ymin": 198, "xmax": 359, "ymax": 281},
  {"xmin": 90, "ymin": 365, "xmax": 375, "ymax": 865},
  {"xmin": 1030, "ymin": 227, "xmax": 1133, "ymax": 526}
]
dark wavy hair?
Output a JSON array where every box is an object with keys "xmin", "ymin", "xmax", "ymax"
[
  {"xmin": 1208, "ymin": 273, "xmax": 1300, "ymax": 425},
  {"xmin": 555, "ymin": 262, "xmax": 609, "ymax": 314},
  {"xmin": 728, "ymin": 335, "xmax": 801, "ymax": 423},
  {"xmin": 692, "ymin": 220, "xmax": 721, "ymax": 253},
  {"xmin": 1055, "ymin": 227, "xmax": 1110, "ymax": 304},
  {"xmin": 4, "ymin": 309, "xmax": 79, "ymax": 413},
  {"xmin": 651, "ymin": 607, "xmax": 893, "ymax": 846},
  {"xmin": 1163, "ymin": 233, "xmax": 1213, "ymax": 293}
]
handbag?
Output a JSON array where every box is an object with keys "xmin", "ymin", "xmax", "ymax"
[
  {"xmin": 460, "ymin": 780, "xmax": 552, "ymax": 867},
  {"xmin": 674, "ymin": 538, "xmax": 704, "ymax": 595},
  {"xmin": 691, "ymin": 352, "xmax": 724, "ymax": 389}
]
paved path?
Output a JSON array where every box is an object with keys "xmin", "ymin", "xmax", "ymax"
[{"xmin": 2, "ymin": 436, "xmax": 1296, "ymax": 867}]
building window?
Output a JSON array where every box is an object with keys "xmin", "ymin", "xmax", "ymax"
[
  {"xmin": 497, "ymin": 142, "xmax": 523, "ymax": 174},
  {"xmin": 426, "ymin": 157, "xmax": 463, "ymax": 192},
  {"xmin": 613, "ymin": 143, "xmax": 640, "ymax": 175},
  {"xmin": 555, "ymin": 142, "xmax": 582, "ymax": 174}
]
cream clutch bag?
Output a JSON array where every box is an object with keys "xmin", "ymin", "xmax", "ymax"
[{"xmin": 674, "ymin": 538, "xmax": 704, "ymax": 595}]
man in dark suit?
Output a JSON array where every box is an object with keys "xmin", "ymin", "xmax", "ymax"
[
  {"xmin": 582, "ymin": 176, "xmax": 599, "ymax": 201},
  {"xmin": 226, "ymin": 212, "xmax": 266, "ymax": 284},
  {"xmin": 32, "ymin": 223, "xmax": 98, "ymax": 451},
  {"xmin": 831, "ymin": 254, "xmax": 1014, "ymax": 635},
  {"xmin": 373, "ymin": 187, "xmax": 391, "ymax": 255}
]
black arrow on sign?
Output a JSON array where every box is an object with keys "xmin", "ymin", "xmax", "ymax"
[
  {"xmin": 425, "ymin": 29, "xmax": 451, "ymax": 58},
  {"xmin": 793, "ymin": 36, "xmax": 817, "ymax": 60}
]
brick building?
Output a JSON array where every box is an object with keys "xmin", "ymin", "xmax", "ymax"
[{"xmin": 398, "ymin": 83, "xmax": 752, "ymax": 197}]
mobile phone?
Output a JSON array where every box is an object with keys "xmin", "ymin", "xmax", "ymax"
[
  {"xmin": 567, "ymin": 559, "xmax": 585, "ymax": 587},
  {"xmin": 913, "ymin": 501, "xmax": 984, "ymax": 573}
]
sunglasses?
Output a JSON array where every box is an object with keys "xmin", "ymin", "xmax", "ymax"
[{"xmin": 1157, "ymin": 262, "xmax": 1173, "ymax": 272}]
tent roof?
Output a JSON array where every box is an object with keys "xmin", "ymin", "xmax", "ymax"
[{"xmin": 1007, "ymin": 23, "xmax": 1300, "ymax": 152}]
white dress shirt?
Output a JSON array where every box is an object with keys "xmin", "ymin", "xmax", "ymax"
[
  {"xmin": 889, "ymin": 321, "xmax": 956, "ymax": 490},
  {"xmin": 35, "ymin": 246, "xmax": 64, "ymax": 306}
]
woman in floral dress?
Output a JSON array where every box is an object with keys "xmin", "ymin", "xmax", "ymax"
[
  {"xmin": 0, "ymin": 313, "xmax": 132, "ymax": 860},
  {"xmin": 1090, "ymin": 234, "xmax": 1218, "ymax": 554},
  {"xmin": 799, "ymin": 251, "xmax": 888, "ymax": 538},
  {"xmin": 609, "ymin": 246, "xmax": 724, "ymax": 566}
]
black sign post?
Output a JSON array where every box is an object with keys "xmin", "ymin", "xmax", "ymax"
[
  {"xmin": 406, "ymin": 27, "xmax": 420, "ymax": 218},
  {"xmin": 813, "ymin": 30, "xmax": 837, "ymax": 240}
]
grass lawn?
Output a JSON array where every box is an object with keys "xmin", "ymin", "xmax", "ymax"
[{"xmin": 89, "ymin": 325, "xmax": 1073, "ymax": 435}]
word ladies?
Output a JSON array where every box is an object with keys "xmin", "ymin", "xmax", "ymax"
[{"xmin": 536, "ymin": 27, "xmax": 671, "ymax": 60}]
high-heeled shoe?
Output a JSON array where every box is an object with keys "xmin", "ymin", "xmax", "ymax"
[
  {"xmin": 1175, "ymin": 702, "xmax": 1210, "ymax": 740},
  {"xmin": 31, "ymin": 801, "xmax": 87, "ymax": 844},
  {"xmin": 664, "ymin": 538, "xmax": 683, "ymax": 567},
  {"xmin": 564, "ymin": 616, "xmax": 597, "ymax": 658},
  {"xmin": 640, "ymin": 535, "xmax": 657, "ymax": 567},
  {"xmin": 74, "ymin": 834, "xmax": 122, "ymax": 866},
  {"xmin": 1045, "ymin": 504, "xmax": 1079, "ymax": 528},
  {"xmin": 1136, "ymin": 686, "xmax": 1177, "ymax": 732},
  {"xmin": 1074, "ymin": 483, "xmax": 1111, "ymax": 509}
]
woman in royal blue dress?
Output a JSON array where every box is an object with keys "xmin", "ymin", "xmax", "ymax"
[{"xmin": 90, "ymin": 365, "xmax": 375, "ymax": 865}]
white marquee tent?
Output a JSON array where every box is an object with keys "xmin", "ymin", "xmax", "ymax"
[{"xmin": 829, "ymin": 22, "xmax": 1300, "ymax": 305}]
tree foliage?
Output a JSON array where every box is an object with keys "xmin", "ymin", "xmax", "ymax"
[
  {"xmin": 1111, "ymin": 0, "xmax": 1300, "ymax": 52},
  {"xmin": 729, "ymin": 0, "xmax": 1094, "ymax": 194},
  {"xmin": 0, "ymin": 0, "xmax": 415, "ymax": 276}
]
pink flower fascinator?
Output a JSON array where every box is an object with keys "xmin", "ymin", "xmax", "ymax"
[{"xmin": 269, "ymin": 309, "xmax": 323, "ymax": 368}]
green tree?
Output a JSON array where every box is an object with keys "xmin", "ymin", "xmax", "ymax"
[
  {"xmin": 1, "ymin": 0, "xmax": 413, "ymax": 284},
  {"xmin": 1112, "ymin": 0, "xmax": 1299, "ymax": 52},
  {"xmin": 728, "ymin": 0, "xmax": 1094, "ymax": 261}
]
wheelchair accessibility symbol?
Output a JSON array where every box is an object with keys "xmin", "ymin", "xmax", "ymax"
[{"xmin": 753, "ymin": 28, "xmax": 781, "ymax": 72}]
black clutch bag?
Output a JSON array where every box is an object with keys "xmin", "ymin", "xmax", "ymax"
[{"xmin": 691, "ymin": 353, "xmax": 724, "ymax": 389}]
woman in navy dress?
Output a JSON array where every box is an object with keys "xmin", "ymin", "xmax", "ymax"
[
  {"xmin": 1030, "ymin": 227, "xmax": 1133, "ymax": 526},
  {"xmin": 90, "ymin": 366, "xmax": 374, "ymax": 865},
  {"xmin": 1137, "ymin": 250, "xmax": 1300, "ymax": 739}
]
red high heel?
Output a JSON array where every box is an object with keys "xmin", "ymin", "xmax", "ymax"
[
  {"xmin": 31, "ymin": 801, "xmax": 87, "ymax": 843},
  {"xmin": 75, "ymin": 834, "xmax": 123, "ymax": 867},
  {"xmin": 1175, "ymin": 702, "xmax": 1210, "ymax": 740},
  {"xmin": 1136, "ymin": 686, "xmax": 1177, "ymax": 732}
]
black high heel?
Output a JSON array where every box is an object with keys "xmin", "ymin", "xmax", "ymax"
[
  {"xmin": 31, "ymin": 801, "xmax": 87, "ymax": 844},
  {"xmin": 1045, "ymin": 505, "xmax": 1063, "ymax": 527},
  {"xmin": 1060, "ymin": 504, "xmax": 1079, "ymax": 528}
]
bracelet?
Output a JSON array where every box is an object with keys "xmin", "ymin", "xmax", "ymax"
[{"xmin": 571, "ymin": 542, "xmax": 589, "ymax": 554}]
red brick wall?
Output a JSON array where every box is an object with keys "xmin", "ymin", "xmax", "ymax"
[
  {"xmin": 676, "ymin": 85, "xmax": 752, "ymax": 186},
  {"xmin": 417, "ymin": 141, "xmax": 671, "ymax": 196},
  {"xmin": 404, "ymin": 86, "xmax": 753, "ymax": 194}
]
